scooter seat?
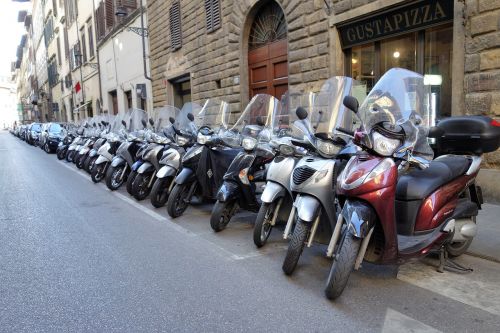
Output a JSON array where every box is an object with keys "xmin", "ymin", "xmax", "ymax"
[{"xmin": 396, "ymin": 155, "xmax": 470, "ymax": 201}]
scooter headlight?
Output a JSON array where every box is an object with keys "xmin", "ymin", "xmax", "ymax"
[
  {"xmin": 279, "ymin": 144, "xmax": 294, "ymax": 156},
  {"xmin": 317, "ymin": 139, "xmax": 338, "ymax": 158},
  {"xmin": 177, "ymin": 136, "xmax": 189, "ymax": 146},
  {"xmin": 197, "ymin": 133, "xmax": 211, "ymax": 145},
  {"xmin": 242, "ymin": 137, "xmax": 257, "ymax": 151},
  {"xmin": 340, "ymin": 157, "xmax": 395, "ymax": 190},
  {"xmin": 372, "ymin": 131, "xmax": 401, "ymax": 157}
]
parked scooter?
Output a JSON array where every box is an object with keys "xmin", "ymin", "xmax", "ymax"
[
  {"xmin": 57, "ymin": 124, "xmax": 76, "ymax": 160},
  {"xmin": 105, "ymin": 108, "xmax": 148, "ymax": 192},
  {"xmin": 323, "ymin": 68, "xmax": 500, "ymax": 300},
  {"xmin": 281, "ymin": 77, "xmax": 364, "ymax": 275},
  {"xmin": 65, "ymin": 119, "xmax": 89, "ymax": 162},
  {"xmin": 166, "ymin": 99, "xmax": 240, "ymax": 218},
  {"xmin": 209, "ymin": 94, "xmax": 277, "ymax": 232},
  {"xmin": 84, "ymin": 115, "xmax": 116, "ymax": 173},
  {"xmin": 149, "ymin": 104, "xmax": 199, "ymax": 208},
  {"xmin": 131, "ymin": 106, "xmax": 180, "ymax": 200},
  {"xmin": 76, "ymin": 119, "xmax": 102, "ymax": 169},
  {"xmin": 252, "ymin": 93, "xmax": 311, "ymax": 247}
]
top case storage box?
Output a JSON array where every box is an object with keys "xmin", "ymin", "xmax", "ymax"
[{"xmin": 436, "ymin": 116, "xmax": 500, "ymax": 155}]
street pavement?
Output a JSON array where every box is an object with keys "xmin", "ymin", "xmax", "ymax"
[{"xmin": 1, "ymin": 131, "xmax": 500, "ymax": 332}]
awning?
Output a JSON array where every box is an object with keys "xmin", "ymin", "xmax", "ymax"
[{"xmin": 73, "ymin": 101, "xmax": 91, "ymax": 114}]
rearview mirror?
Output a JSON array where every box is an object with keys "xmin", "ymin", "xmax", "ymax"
[
  {"xmin": 187, "ymin": 113, "xmax": 194, "ymax": 122},
  {"xmin": 256, "ymin": 116, "xmax": 265, "ymax": 126},
  {"xmin": 141, "ymin": 119, "xmax": 147, "ymax": 128},
  {"xmin": 169, "ymin": 117, "xmax": 175, "ymax": 124},
  {"xmin": 149, "ymin": 118, "xmax": 154, "ymax": 126},
  {"xmin": 121, "ymin": 120, "xmax": 126, "ymax": 127},
  {"xmin": 343, "ymin": 96, "xmax": 359, "ymax": 113},
  {"xmin": 296, "ymin": 107, "xmax": 308, "ymax": 120}
]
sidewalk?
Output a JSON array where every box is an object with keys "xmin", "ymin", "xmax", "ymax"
[{"xmin": 468, "ymin": 203, "xmax": 500, "ymax": 262}]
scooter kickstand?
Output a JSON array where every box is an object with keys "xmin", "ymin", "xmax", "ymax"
[
  {"xmin": 437, "ymin": 246, "xmax": 446, "ymax": 273},
  {"xmin": 437, "ymin": 246, "xmax": 473, "ymax": 274}
]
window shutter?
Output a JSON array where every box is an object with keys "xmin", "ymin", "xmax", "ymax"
[
  {"xmin": 96, "ymin": 3, "xmax": 106, "ymax": 40},
  {"xmin": 121, "ymin": 0, "xmax": 138, "ymax": 10},
  {"xmin": 105, "ymin": 0, "xmax": 114, "ymax": 29},
  {"xmin": 205, "ymin": 0, "xmax": 221, "ymax": 33},
  {"xmin": 169, "ymin": 2, "xmax": 182, "ymax": 51}
]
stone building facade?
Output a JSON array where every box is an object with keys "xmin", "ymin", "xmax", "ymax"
[{"xmin": 147, "ymin": 0, "xmax": 330, "ymax": 112}]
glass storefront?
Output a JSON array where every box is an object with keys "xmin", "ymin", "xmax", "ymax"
[{"xmin": 347, "ymin": 24, "xmax": 453, "ymax": 120}]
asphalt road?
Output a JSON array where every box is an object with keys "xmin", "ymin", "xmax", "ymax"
[{"xmin": 1, "ymin": 131, "xmax": 500, "ymax": 332}]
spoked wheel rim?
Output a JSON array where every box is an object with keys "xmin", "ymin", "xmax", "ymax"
[
  {"xmin": 137, "ymin": 175, "xmax": 151, "ymax": 197},
  {"xmin": 111, "ymin": 167, "xmax": 124, "ymax": 188},
  {"xmin": 94, "ymin": 165, "xmax": 104, "ymax": 181},
  {"xmin": 155, "ymin": 182, "xmax": 169, "ymax": 203},
  {"xmin": 174, "ymin": 185, "xmax": 190, "ymax": 215},
  {"xmin": 260, "ymin": 206, "xmax": 274, "ymax": 242},
  {"xmin": 89, "ymin": 158, "xmax": 96, "ymax": 172}
]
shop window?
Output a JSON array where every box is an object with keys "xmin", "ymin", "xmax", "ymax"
[
  {"xmin": 125, "ymin": 90, "xmax": 132, "ymax": 110},
  {"xmin": 380, "ymin": 33, "xmax": 417, "ymax": 74}
]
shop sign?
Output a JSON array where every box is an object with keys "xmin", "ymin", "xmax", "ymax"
[{"xmin": 338, "ymin": 0, "xmax": 453, "ymax": 48}]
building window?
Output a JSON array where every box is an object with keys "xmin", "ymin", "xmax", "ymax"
[
  {"xmin": 48, "ymin": 57, "xmax": 58, "ymax": 88},
  {"xmin": 205, "ymin": 0, "xmax": 221, "ymax": 33},
  {"xmin": 44, "ymin": 16, "xmax": 54, "ymax": 47},
  {"xmin": 170, "ymin": 74, "xmax": 191, "ymax": 109},
  {"xmin": 105, "ymin": 0, "xmax": 115, "ymax": 30},
  {"xmin": 169, "ymin": 2, "xmax": 182, "ymax": 51},
  {"xmin": 65, "ymin": 0, "xmax": 78, "ymax": 27},
  {"xmin": 96, "ymin": 2, "xmax": 106, "ymax": 41},
  {"xmin": 125, "ymin": 90, "xmax": 132, "ymax": 110},
  {"xmin": 56, "ymin": 37, "xmax": 62, "ymax": 65},
  {"xmin": 64, "ymin": 27, "xmax": 70, "ymax": 60},
  {"xmin": 88, "ymin": 22, "xmax": 95, "ymax": 58},
  {"xmin": 71, "ymin": 43, "xmax": 82, "ymax": 70},
  {"xmin": 80, "ymin": 28, "xmax": 87, "ymax": 63}
]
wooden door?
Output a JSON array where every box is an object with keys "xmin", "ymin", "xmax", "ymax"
[{"xmin": 248, "ymin": 39, "xmax": 288, "ymax": 99}]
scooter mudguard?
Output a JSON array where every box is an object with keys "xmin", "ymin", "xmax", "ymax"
[
  {"xmin": 295, "ymin": 195, "xmax": 321, "ymax": 223},
  {"xmin": 261, "ymin": 181, "xmax": 286, "ymax": 203},
  {"xmin": 157, "ymin": 165, "xmax": 177, "ymax": 179},
  {"xmin": 341, "ymin": 200, "xmax": 376, "ymax": 238},
  {"xmin": 111, "ymin": 156, "xmax": 126, "ymax": 168},
  {"xmin": 132, "ymin": 160, "xmax": 143, "ymax": 172},
  {"xmin": 175, "ymin": 168, "xmax": 196, "ymax": 185},
  {"xmin": 216, "ymin": 181, "xmax": 239, "ymax": 203},
  {"xmin": 95, "ymin": 155, "xmax": 110, "ymax": 165},
  {"xmin": 89, "ymin": 149, "xmax": 98, "ymax": 158},
  {"xmin": 137, "ymin": 162, "xmax": 154, "ymax": 174}
]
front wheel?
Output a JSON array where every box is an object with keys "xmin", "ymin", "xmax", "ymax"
[
  {"xmin": 106, "ymin": 164, "xmax": 127, "ymax": 191},
  {"xmin": 91, "ymin": 163, "xmax": 106, "ymax": 183},
  {"xmin": 210, "ymin": 200, "xmax": 238, "ymax": 232},
  {"xmin": 132, "ymin": 173, "xmax": 154, "ymax": 201},
  {"xmin": 85, "ymin": 156, "xmax": 97, "ymax": 173},
  {"xmin": 126, "ymin": 171, "xmax": 138, "ymax": 195},
  {"xmin": 76, "ymin": 154, "xmax": 86, "ymax": 169},
  {"xmin": 166, "ymin": 182, "xmax": 193, "ymax": 218},
  {"xmin": 44, "ymin": 143, "xmax": 51, "ymax": 153},
  {"xmin": 253, "ymin": 202, "xmax": 276, "ymax": 248},
  {"xmin": 282, "ymin": 218, "xmax": 311, "ymax": 275},
  {"xmin": 57, "ymin": 147, "xmax": 66, "ymax": 160},
  {"xmin": 324, "ymin": 231, "xmax": 361, "ymax": 300},
  {"xmin": 66, "ymin": 150, "xmax": 76, "ymax": 162},
  {"xmin": 150, "ymin": 177, "xmax": 173, "ymax": 208}
]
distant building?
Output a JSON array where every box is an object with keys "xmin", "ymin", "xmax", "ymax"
[{"xmin": 0, "ymin": 76, "xmax": 18, "ymax": 129}]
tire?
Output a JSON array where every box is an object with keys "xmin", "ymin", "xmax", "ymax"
[
  {"xmin": 44, "ymin": 143, "xmax": 51, "ymax": 153},
  {"xmin": 132, "ymin": 173, "xmax": 154, "ymax": 201},
  {"xmin": 91, "ymin": 163, "xmax": 106, "ymax": 183},
  {"xmin": 84, "ymin": 156, "xmax": 97, "ymax": 174},
  {"xmin": 126, "ymin": 171, "xmax": 138, "ymax": 196},
  {"xmin": 282, "ymin": 218, "xmax": 311, "ymax": 276},
  {"xmin": 57, "ymin": 148, "xmax": 66, "ymax": 160},
  {"xmin": 324, "ymin": 231, "xmax": 361, "ymax": 300},
  {"xmin": 106, "ymin": 164, "xmax": 126, "ymax": 191},
  {"xmin": 150, "ymin": 177, "xmax": 173, "ymax": 208},
  {"xmin": 445, "ymin": 217, "xmax": 476, "ymax": 257},
  {"xmin": 66, "ymin": 150, "xmax": 76, "ymax": 162},
  {"xmin": 210, "ymin": 200, "xmax": 237, "ymax": 232},
  {"xmin": 253, "ymin": 202, "xmax": 276, "ymax": 248},
  {"xmin": 76, "ymin": 154, "xmax": 86, "ymax": 169},
  {"xmin": 166, "ymin": 182, "xmax": 192, "ymax": 218}
]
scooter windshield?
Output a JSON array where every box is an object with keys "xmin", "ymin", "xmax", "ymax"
[
  {"xmin": 176, "ymin": 102, "xmax": 202, "ymax": 136},
  {"xmin": 127, "ymin": 108, "xmax": 148, "ymax": 133},
  {"xmin": 195, "ymin": 99, "xmax": 230, "ymax": 133},
  {"xmin": 151, "ymin": 106, "xmax": 180, "ymax": 134},
  {"xmin": 358, "ymin": 68, "xmax": 433, "ymax": 160},
  {"xmin": 312, "ymin": 76, "xmax": 365, "ymax": 137},
  {"xmin": 225, "ymin": 94, "xmax": 279, "ymax": 146},
  {"xmin": 276, "ymin": 91, "xmax": 316, "ymax": 139}
]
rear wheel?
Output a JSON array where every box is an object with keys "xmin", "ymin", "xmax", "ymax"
[
  {"xmin": 210, "ymin": 200, "xmax": 238, "ymax": 232},
  {"xmin": 132, "ymin": 173, "xmax": 154, "ymax": 201},
  {"xmin": 446, "ymin": 216, "xmax": 476, "ymax": 257},
  {"xmin": 167, "ymin": 182, "xmax": 193, "ymax": 218},
  {"xmin": 126, "ymin": 171, "xmax": 138, "ymax": 195},
  {"xmin": 57, "ymin": 147, "xmax": 66, "ymax": 160},
  {"xmin": 76, "ymin": 154, "xmax": 86, "ymax": 169},
  {"xmin": 85, "ymin": 156, "xmax": 97, "ymax": 173},
  {"xmin": 150, "ymin": 177, "xmax": 173, "ymax": 208},
  {"xmin": 66, "ymin": 150, "xmax": 75, "ymax": 162},
  {"xmin": 91, "ymin": 163, "xmax": 106, "ymax": 183},
  {"xmin": 324, "ymin": 231, "xmax": 361, "ymax": 300},
  {"xmin": 253, "ymin": 202, "xmax": 276, "ymax": 248},
  {"xmin": 282, "ymin": 218, "xmax": 311, "ymax": 275},
  {"xmin": 106, "ymin": 165, "xmax": 126, "ymax": 191},
  {"xmin": 44, "ymin": 143, "xmax": 51, "ymax": 153}
]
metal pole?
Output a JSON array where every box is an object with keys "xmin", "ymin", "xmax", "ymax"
[
  {"xmin": 91, "ymin": 0, "xmax": 104, "ymax": 113},
  {"xmin": 140, "ymin": 0, "xmax": 151, "ymax": 82}
]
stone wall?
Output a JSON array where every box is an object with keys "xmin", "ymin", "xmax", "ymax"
[
  {"xmin": 147, "ymin": 0, "xmax": 330, "ymax": 112},
  {"xmin": 464, "ymin": 0, "xmax": 500, "ymax": 168}
]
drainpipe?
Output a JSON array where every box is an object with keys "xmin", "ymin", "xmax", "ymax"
[
  {"xmin": 91, "ymin": 0, "xmax": 104, "ymax": 114},
  {"xmin": 140, "ymin": 0, "xmax": 151, "ymax": 82}
]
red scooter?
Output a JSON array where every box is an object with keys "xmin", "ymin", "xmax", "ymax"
[{"xmin": 324, "ymin": 68, "xmax": 500, "ymax": 300}]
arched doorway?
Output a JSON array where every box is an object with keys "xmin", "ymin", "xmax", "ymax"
[{"xmin": 248, "ymin": 1, "xmax": 288, "ymax": 99}]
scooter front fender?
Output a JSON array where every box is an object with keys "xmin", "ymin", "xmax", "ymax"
[
  {"xmin": 341, "ymin": 200, "xmax": 376, "ymax": 238},
  {"xmin": 137, "ymin": 162, "xmax": 154, "ymax": 174},
  {"xmin": 261, "ymin": 181, "xmax": 286, "ymax": 203},
  {"xmin": 111, "ymin": 156, "xmax": 126, "ymax": 168},
  {"xmin": 95, "ymin": 155, "xmax": 110, "ymax": 165},
  {"xmin": 175, "ymin": 168, "xmax": 196, "ymax": 185},
  {"xmin": 89, "ymin": 149, "xmax": 98, "ymax": 158},
  {"xmin": 157, "ymin": 165, "xmax": 177, "ymax": 179},
  {"xmin": 216, "ymin": 181, "xmax": 239, "ymax": 202},
  {"xmin": 132, "ymin": 160, "xmax": 143, "ymax": 172},
  {"xmin": 295, "ymin": 195, "xmax": 321, "ymax": 223}
]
